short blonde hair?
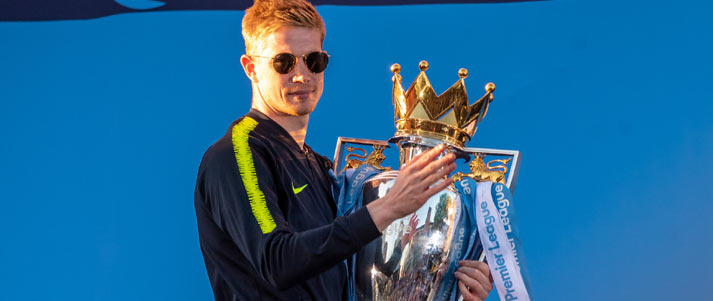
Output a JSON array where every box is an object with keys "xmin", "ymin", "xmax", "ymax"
[{"xmin": 242, "ymin": 0, "xmax": 326, "ymax": 54}]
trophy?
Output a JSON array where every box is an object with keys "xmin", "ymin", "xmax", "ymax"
[{"xmin": 334, "ymin": 61, "xmax": 529, "ymax": 300}]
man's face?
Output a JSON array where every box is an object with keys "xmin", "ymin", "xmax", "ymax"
[{"xmin": 249, "ymin": 26, "xmax": 324, "ymax": 117}]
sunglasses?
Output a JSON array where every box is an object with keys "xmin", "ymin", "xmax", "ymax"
[{"xmin": 250, "ymin": 51, "xmax": 330, "ymax": 74}]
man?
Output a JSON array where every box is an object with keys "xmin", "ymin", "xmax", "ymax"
[{"xmin": 194, "ymin": 0, "xmax": 493, "ymax": 300}]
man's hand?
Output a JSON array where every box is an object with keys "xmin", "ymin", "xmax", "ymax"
[
  {"xmin": 455, "ymin": 260, "xmax": 493, "ymax": 301},
  {"xmin": 366, "ymin": 144, "xmax": 456, "ymax": 231}
]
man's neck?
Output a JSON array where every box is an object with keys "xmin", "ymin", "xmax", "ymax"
[{"xmin": 251, "ymin": 105, "xmax": 309, "ymax": 149}]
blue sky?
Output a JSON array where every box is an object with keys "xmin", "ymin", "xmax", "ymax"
[{"xmin": 1, "ymin": 1, "xmax": 711, "ymax": 300}]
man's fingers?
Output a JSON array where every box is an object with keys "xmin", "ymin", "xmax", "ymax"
[
  {"xmin": 459, "ymin": 260, "xmax": 491, "ymax": 277},
  {"xmin": 422, "ymin": 176, "xmax": 454, "ymax": 200},
  {"xmin": 412, "ymin": 161, "xmax": 455, "ymax": 192},
  {"xmin": 402, "ymin": 144, "xmax": 447, "ymax": 172},
  {"xmin": 419, "ymin": 162, "xmax": 455, "ymax": 191},
  {"xmin": 417, "ymin": 161, "xmax": 455, "ymax": 187},
  {"xmin": 404, "ymin": 144, "xmax": 443, "ymax": 165},
  {"xmin": 457, "ymin": 266, "xmax": 492, "ymax": 291},
  {"xmin": 458, "ymin": 281, "xmax": 478, "ymax": 301},
  {"xmin": 413, "ymin": 151, "xmax": 455, "ymax": 178},
  {"xmin": 455, "ymin": 271, "xmax": 489, "ymax": 300}
]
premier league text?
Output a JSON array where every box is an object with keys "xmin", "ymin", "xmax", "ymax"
[{"xmin": 481, "ymin": 198, "xmax": 518, "ymax": 301}]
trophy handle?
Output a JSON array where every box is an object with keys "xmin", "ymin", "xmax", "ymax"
[
  {"xmin": 333, "ymin": 137, "xmax": 392, "ymax": 174},
  {"xmin": 456, "ymin": 147, "xmax": 522, "ymax": 194}
]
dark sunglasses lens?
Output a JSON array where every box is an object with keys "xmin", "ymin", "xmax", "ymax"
[
  {"xmin": 305, "ymin": 52, "xmax": 329, "ymax": 73},
  {"xmin": 272, "ymin": 53, "xmax": 296, "ymax": 74}
]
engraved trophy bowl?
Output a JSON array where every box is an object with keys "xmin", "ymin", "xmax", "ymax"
[{"xmin": 354, "ymin": 137, "xmax": 482, "ymax": 301}]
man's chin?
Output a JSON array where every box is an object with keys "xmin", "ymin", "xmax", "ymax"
[
  {"xmin": 293, "ymin": 107, "xmax": 316, "ymax": 116},
  {"xmin": 278, "ymin": 106, "xmax": 314, "ymax": 117},
  {"xmin": 286, "ymin": 101, "xmax": 317, "ymax": 116}
]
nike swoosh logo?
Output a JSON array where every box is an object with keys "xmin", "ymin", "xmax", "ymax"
[{"xmin": 292, "ymin": 182, "xmax": 308, "ymax": 195}]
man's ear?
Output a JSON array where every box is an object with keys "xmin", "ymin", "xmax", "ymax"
[{"xmin": 240, "ymin": 54, "xmax": 258, "ymax": 83}]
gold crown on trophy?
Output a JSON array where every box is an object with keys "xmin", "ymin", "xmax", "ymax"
[{"xmin": 391, "ymin": 60, "xmax": 495, "ymax": 148}]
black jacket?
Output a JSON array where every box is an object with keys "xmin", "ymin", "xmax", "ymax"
[{"xmin": 195, "ymin": 110, "xmax": 380, "ymax": 300}]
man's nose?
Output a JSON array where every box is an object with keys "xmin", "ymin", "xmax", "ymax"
[
  {"xmin": 292, "ymin": 74, "xmax": 305, "ymax": 83},
  {"xmin": 291, "ymin": 59, "xmax": 310, "ymax": 83}
]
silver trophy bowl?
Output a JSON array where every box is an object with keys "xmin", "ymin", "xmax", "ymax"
[{"xmin": 353, "ymin": 138, "xmax": 483, "ymax": 301}]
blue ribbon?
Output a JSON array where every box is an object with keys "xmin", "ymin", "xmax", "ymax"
[
  {"xmin": 489, "ymin": 182, "xmax": 533, "ymax": 296},
  {"xmin": 453, "ymin": 179, "xmax": 533, "ymax": 300},
  {"xmin": 332, "ymin": 165, "xmax": 382, "ymax": 301},
  {"xmin": 434, "ymin": 178, "xmax": 480, "ymax": 301}
]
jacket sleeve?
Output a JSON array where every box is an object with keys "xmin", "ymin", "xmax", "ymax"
[{"xmin": 199, "ymin": 131, "xmax": 381, "ymax": 290}]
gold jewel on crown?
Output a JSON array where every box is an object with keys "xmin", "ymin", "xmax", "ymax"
[{"xmin": 391, "ymin": 60, "xmax": 495, "ymax": 148}]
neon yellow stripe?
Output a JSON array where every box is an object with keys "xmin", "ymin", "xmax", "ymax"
[{"xmin": 232, "ymin": 117, "xmax": 276, "ymax": 234}]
